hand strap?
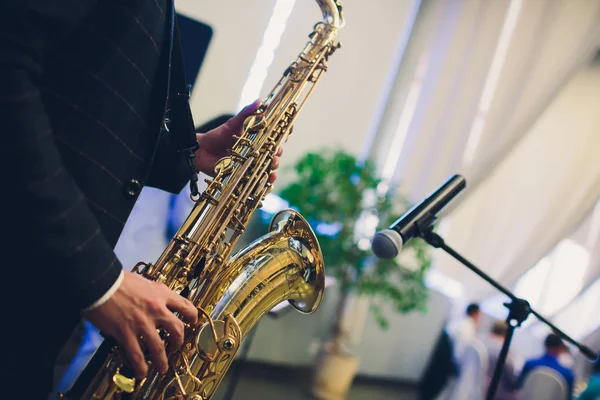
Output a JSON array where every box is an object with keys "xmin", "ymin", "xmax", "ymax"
[{"xmin": 164, "ymin": 0, "xmax": 200, "ymax": 197}]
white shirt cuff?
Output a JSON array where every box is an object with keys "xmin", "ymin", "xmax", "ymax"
[{"xmin": 82, "ymin": 270, "xmax": 125, "ymax": 312}]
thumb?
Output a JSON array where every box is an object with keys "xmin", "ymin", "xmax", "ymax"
[{"xmin": 225, "ymin": 99, "xmax": 262, "ymax": 130}]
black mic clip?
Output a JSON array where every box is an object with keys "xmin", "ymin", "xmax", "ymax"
[
  {"xmin": 415, "ymin": 216, "xmax": 444, "ymax": 248},
  {"xmin": 504, "ymin": 298, "xmax": 532, "ymax": 328}
]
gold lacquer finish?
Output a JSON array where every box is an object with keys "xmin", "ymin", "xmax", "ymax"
[{"xmin": 61, "ymin": 1, "xmax": 342, "ymax": 399}]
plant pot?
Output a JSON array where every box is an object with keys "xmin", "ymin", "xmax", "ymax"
[{"xmin": 311, "ymin": 344, "xmax": 359, "ymax": 400}]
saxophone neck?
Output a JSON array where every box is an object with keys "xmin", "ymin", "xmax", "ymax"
[{"xmin": 317, "ymin": 0, "xmax": 345, "ymax": 28}]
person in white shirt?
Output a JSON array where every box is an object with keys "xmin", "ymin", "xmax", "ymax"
[
  {"xmin": 441, "ymin": 304, "xmax": 487, "ymax": 400},
  {"xmin": 451, "ymin": 303, "xmax": 483, "ymax": 362},
  {"xmin": 455, "ymin": 303, "xmax": 482, "ymax": 342}
]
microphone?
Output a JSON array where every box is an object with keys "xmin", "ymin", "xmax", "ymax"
[{"xmin": 371, "ymin": 174, "xmax": 466, "ymax": 259}]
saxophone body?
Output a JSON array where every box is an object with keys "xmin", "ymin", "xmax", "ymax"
[{"xmin": 63, "ymin": 1, "xmax": 343, "ymax": 399}]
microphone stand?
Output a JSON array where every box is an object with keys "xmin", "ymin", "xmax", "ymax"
[{"xmin": 414, "ymin": 221, "xmax": 598, "ymax": 400}]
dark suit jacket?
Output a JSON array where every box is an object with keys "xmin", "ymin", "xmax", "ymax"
[{"xmin": 0, "ymin": 0, "xmax": 191, "ymax": 383}]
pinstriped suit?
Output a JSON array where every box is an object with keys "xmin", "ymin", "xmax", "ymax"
[{"xmin": 0, "ymin": 0, "xmax": 192, "ymax": 395}]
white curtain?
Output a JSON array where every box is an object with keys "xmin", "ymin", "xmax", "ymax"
[
  {"xmin": 438, "ymin": 66, "xmax": 600, "ymax": 301},
  {"xmin": 365, "ymin": 0, "xmax": 600, "ymax": 301},
  {"xmin": 521, "ymin": 205, "xmax": 600, "ymax": 343}
]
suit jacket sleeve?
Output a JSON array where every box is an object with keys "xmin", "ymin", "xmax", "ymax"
[{"xmin": 0, "ymin": 1, "xmax": 123, "ymax": 310}]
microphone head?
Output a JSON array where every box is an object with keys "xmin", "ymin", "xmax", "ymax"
[{"xmin": 371, "ymin": 229, "xmax": 403, "ymax": 259}]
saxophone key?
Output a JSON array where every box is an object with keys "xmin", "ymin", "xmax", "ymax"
[
  {"xmin": 112, "ymin": 372, "xmax": 136, "ymax": 393},
  {"xmin": 232, "ymin": 134, "xmax": 251, "ymax": 146},
  {"xmin": 228, "ymin": 150, "xmax": 247, "ymax": 163},
  {"xmin": 200, "ymin": 192, "xmax": 218, "ymax": 206},
  {"xmin": 213, "ymin": 157, "xmax": 234, "ymax": 176},
  {"xmin": 203, "ymin": 178, "xmax": 222, "ymax": 190},
  {"xmin": 189, "ymin": 256, "xmax": 206, "ymax": 279}
]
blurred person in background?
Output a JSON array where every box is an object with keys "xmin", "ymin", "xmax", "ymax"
[
  {"xmin": 558, "ymin": 341, "xmax": 576, "ymax": 370},
  {"xmin": 418, "ymin": 328, "xmax": 460, "ymax": 400},
  {"xmin": 454, "ymin": 303, "xmax": 482, "ymax": 343},
  {"xmin": 484, "ymin": 320, "xmax": 519, "ymax": 400},
  {"xmin": 450, "ymin": 303, "xmax": 483, "ymax": 361},
  {"xmin": 576, "ymin": 358, "xmax": 600, "ymax": 400},
  {"xmin": 518, "ymin": 333, "xmax": 575, "ymax": 398}
]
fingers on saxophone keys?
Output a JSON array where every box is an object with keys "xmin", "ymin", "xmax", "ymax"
[
  {"xmin": 271, "ymin": 156, "xmax": 280, "ymax": 170},
  {"xmin": 164, "ymin": 287, "xmax": 198, "ymax": 325},
  {"xmin": 122, "ymin": 332, "xmax": 148, "ymax": 379},
  {"xmin": 163, "ymin": 313, "xmax": 185, "ymax": 355},
  {"xmin": 269, "ymin": 147, "xmax": 282, "ymax": 184},
  {"xmin": 268, "ymin": 172, "xmax": 278, "ymax": 184},
  {"xmin": 142, "ymin": 325, "xmax": 169, "ymax": 374}
]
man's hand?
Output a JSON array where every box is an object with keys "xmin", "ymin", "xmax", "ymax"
[
  {"xmin": 83, "ymin": 271, "xmax": 198, "ymax": 379},
  {"xmin": 195, "ymin": 100, "xmax": 283, "ymax": 183}
]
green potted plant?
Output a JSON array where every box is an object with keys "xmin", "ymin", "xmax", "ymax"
[{"xmin": 276, "ymin": 149, "xmax": 432, "ymax": 399}]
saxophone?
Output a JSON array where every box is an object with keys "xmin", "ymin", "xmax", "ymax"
[{"xmin": 62, "ymin": 1, "xmax": 343, "ymax": 399}]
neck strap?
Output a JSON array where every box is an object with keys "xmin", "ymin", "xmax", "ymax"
[{"xmin": 164, "ymin": 0, "xmax": 200, "ymax": 197}]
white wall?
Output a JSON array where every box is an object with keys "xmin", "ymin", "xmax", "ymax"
[
  {"xmin": 245, "ymin": 285, "xmax": 452, "ymax": 382},
  {"xmin": 176, "ymin": 0, "xmax": 277, "ymax": 121},
  {"xmin": 436, "ymin": 64, "xmax": 600, "ymax": 301}
]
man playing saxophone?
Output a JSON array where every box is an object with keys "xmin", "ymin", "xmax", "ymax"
[{"xmin": 0, "ymin": 1, "xmax": 282, "ymax": 398}]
